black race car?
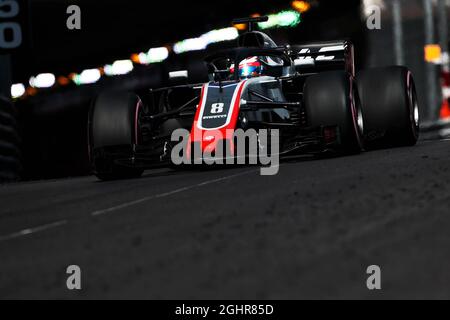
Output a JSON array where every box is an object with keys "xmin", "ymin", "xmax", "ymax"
[{"xmin": 89, "ymin": 16, "xmax": 420, "ymax": 180}]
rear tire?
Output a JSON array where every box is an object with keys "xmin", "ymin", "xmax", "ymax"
[
  {"xmin": 356, "ymin": 66, "xmax": 419, "ymax": 148},
  {"xmin": 304, "ymin": 71, "xmax": 364, "ymax": 155},
  {"xmin": 89, "ymin": 92, "xmax": 144, "ymax": 181}
]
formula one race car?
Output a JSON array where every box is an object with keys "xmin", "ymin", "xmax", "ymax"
[{"xmin": 88, "ymin": 16, "xmax": 420, "ymax": 180}]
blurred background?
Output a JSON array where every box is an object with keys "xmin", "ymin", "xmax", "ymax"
[{"xmin": 0, "ymin": 0, "xmax": 449, "ymax": 180}]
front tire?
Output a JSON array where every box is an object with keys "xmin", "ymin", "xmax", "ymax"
[
  {"xmin": 89, "ymin": 92, "xmax": 144, "ymax": 181},
  {"xmin": 304, "ymin": 71, "xmax": 364, "ymax": 155}
]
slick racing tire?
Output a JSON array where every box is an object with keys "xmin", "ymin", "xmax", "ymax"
[
  {"xmin": 0, "ymin": 96, "xmax": 21, "ymax": 183},
  {"xmin": 89, "ymin": 91, "xmax": 144, "ymax": 181},
  {"xmin": 304, "ymin": 71, "xmax": 364, "ymax": 155},
  {"xmin": 356, "ymin": 66, "xmax": 420, "ymax": 148}
]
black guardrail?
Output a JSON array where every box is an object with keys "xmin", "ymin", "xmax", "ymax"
[{"xmin": 0, "ymin": 95, "xmax": 21, "ymax": 182}]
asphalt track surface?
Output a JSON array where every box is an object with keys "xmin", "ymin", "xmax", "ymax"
[{"xmin": 1, "ymin": 139, "xmax": 450, "ymax": 299}]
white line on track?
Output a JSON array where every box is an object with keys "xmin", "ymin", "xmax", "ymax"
[
  {"xmin": 91, "ymin": 169, "xmax": 258, "ymax": 217},
  {"xmin": 0, "ymin": 220, "xmax": 68, "ymax": 242},
  {"xmin": 0, "ymin": 170, "xmax": 258, "ymax": 242}
]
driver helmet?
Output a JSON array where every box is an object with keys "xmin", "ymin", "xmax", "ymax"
[
  {"xmin": 230, "ymin": 56, "xmax": 264, "ymax": 79},
  {"xmin": 230, "ymin": 56, "xmax": 284, "ymax": 79}
]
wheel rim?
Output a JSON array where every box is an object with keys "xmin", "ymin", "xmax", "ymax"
[
  {"xmin": 350, "ymin": 79, "xmax": 364, "ymax": 149},
  {"xmin": 407, "ymin": 72, "xmax": 420, "ymax": 136},
  {"xmin": 411, "ymin": 87, "xmax": 420, "ymax": 128},
  {"xmin": 135, "ymin": 99, "xmax": 144, "ymax": 145},
  {"xmin": 356, "ymin": 98, "xmax": 364, "ymax": 135}
]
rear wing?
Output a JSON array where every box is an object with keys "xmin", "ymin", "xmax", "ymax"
[{"xmin": 290, "ymin": 40, "xmax": 355, "ymax": 76}]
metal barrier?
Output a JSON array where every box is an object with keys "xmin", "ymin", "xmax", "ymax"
[{"xmin": 0, "ymin": 95, "xmax": 21, "ymax": 182}]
